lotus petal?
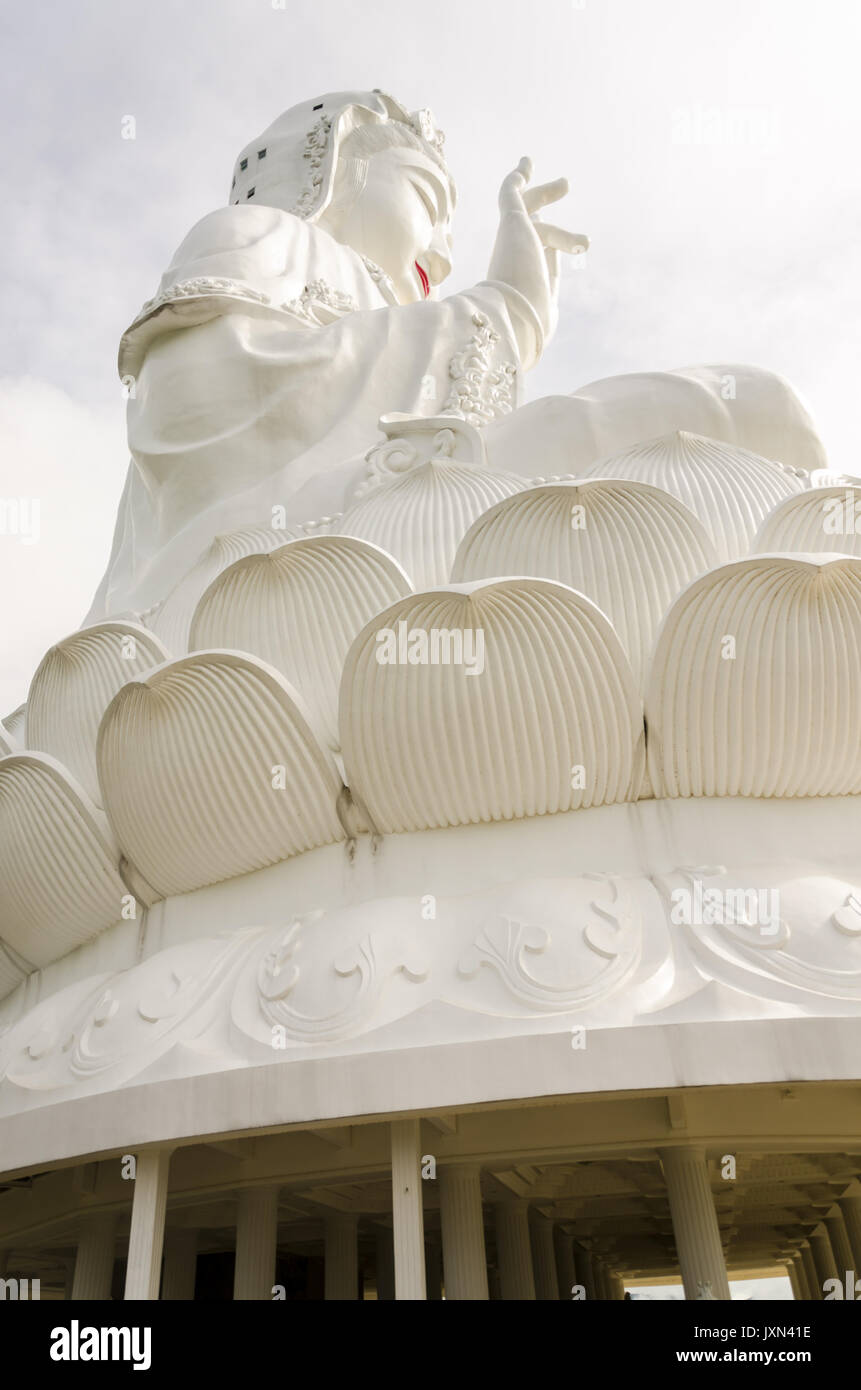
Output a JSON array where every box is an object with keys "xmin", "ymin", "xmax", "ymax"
[
  {"xmin": 338, "ymin": 459, "xmax": 527, "ymax": 588},
  {"xmin": 26, "ymin": 621, "xmax": 170, "ymax": 804},
  {"xmin": 452, "ymin": 479, "xmax": 718, "ymax": 688},
  {"xmin": 340, "ymin": 578, "xmax": 644, "ymax": 834},
  {"xmin": 753, "ymin": 486, "xmax": 861, "ymax": 557},
  {"xmin": 646, "ymin": 555, "xmax": 861, "ymax": 798},
  {"xmin": 586, "ymin": 431, "xmax": 804, "ymax": 562},
  {"xmin": 2, "ymin": 704, "xmax": 25, "ymax": 746},
  {"xmin": 97, "ymin": 650, "xmax": 345, "ymax": 898},
  {"xmin": 146, "ymin": 525, "xmax": 306, "ymax": 653},
  {"xmin": 189, "ymin": 537, "xmax": 412, "ymax": 749},
  {"xmin": 0, "ymin": 753, "xmax": 127, "ymax": 982}
]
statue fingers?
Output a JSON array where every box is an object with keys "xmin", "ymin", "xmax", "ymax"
[
  {"xmin": 523, "ymin": 178, "xmax": 570, "ymax": 214},
  {"xmin": 498, "ymin": 156, "xmax": 533, "ymax": 211},
  {"xmin": 534, "ymin": 222, "xmax": 590, "ymax": 254}
]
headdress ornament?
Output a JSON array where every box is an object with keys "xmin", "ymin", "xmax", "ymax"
[{"xmin": 229, "ymin": 90, "xmax": 449, "ymax": 219}]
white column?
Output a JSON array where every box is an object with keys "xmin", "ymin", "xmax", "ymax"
[
  {"xmin": 660, "ymin": 1146, "xmax": 730, "ymax": 1300},
  {"xmin": 72, "ymin": 1213, "xmax": 117, "ymax": 1300},
  {"xmin": 439, "ymin": 1164, "xmax": 488, "ymax": 1300},
  {"xmin": 495, "ymin": 1201, "xmax": 536, "ymax": 1300},
  {"xmin": 611, "ymin": 1271, "xmax": 626, "ymax": 1300},
  {"xmin": 162, "ymin": 1228, "xmax": 198, "ymax": 1301},
  {"xmin": 809, "ymin": 1224, "xmax": 839, "ymax": 1293},
  {"xmin": 233, "ymin": 1186, "xmax": 279, "ymax": 1300},
  {"xmin": 838, "ymin": 1193, "xmax": 861, "ymax": 1269},
  {"xmin": 124, "ymin": 1148, "xmax": 171, "ymax": 1300},
  {"xmin": 799, "ymin": 1241, "xmax": 820, "ymax": 1300},
  {"xmin": 529, "ymin": 1213, "xmax": 558, "ymax": 1301},
  {"xmin": 325, "ymin": 1213, "xmax": 358, "ymax": 1300},
  {"xmin": 790, "ymin": 1251, "xmax": 811, "ymax": 1300},
  {"xmin": 391, "ymin": 1119, "xmax": 426, "ymax": 1300},
  {"xmin": 785, "ymin": 1259, "xmax": 802, "ymax": 1300},
  {"xmin": 824, "ymin": 1209, "xmax": 855, "ymax": 1284},
  {"xmin": 375, "ymin": 1227, "xmax": 395, "ymax": 1301}
]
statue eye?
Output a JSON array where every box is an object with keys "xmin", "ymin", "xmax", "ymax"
[{"xmin": 410, "ymin": 180, "xmax": 437, "ymax": 223}]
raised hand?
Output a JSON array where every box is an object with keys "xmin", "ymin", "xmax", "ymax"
[{"xmin": 487, "ymin": 156, "xmax": 588, "ymax": 348}]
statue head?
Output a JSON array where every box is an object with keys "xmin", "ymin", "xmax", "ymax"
[{"xmin": 230, "ymin": 90, "xmax": 455, "ymax": 304}]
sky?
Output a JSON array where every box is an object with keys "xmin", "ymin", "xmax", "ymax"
[
  {"xmin": 1, "ymin": 0, "xmax": 860, "ymax": 711},
  {"xmin": 633, "ymin": 1274, "xmax": 791, "ymax": 1300}
]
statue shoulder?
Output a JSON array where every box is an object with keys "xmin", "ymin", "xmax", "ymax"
[{"xmin": 166, "ymin": 204, "xmax": 308, "ymax": 268}]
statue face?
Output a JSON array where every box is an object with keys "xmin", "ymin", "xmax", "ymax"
[{"xmin": 321, "ymin": 147, "xmax": 453, "ymax": 303}]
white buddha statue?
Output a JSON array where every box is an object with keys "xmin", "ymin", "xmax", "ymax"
[{"xmin": 87, "ymin": 88, "xmax": 824, "ymax": 626}]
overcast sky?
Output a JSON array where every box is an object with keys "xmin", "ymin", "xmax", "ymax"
[{"xmin": 1, "ymin": 0, "xmax": 860, "ymax": 711}]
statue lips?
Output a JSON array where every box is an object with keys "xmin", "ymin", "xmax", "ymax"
[{"xmin": 415, "ymin": 261, "xmax": 430, "ymax": 297}]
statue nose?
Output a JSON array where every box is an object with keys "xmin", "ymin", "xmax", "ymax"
[{"xmin": 425, "ymin": 226, "xmax": 453, "ymax": 285}]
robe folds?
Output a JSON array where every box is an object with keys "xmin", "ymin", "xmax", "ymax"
[
  {"xmin": 88, "ymin": 203, "xmax": 827, "ymax": 626},
  {"xmin": 88, "ymin": 204, "xmax": 540, "ymax": 621}
]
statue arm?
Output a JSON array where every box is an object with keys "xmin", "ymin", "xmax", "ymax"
[
  {"xmin": 485, "ymin": 159, "xmax": 588, "ymax": 364},
  {"xmin": 469, "ymin": 280, "xmax": 546, "ymax": 373}
]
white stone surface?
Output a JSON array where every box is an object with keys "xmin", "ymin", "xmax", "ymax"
[
  {"xmin": 646, "ymin": 554, "xmax": 861, "ymax": 798},
  {"xmin": 26, "ymin": 621, "xmax": 170, "ymax": 804},
  {"xmin": 339, "ymin": 577, "xmax": 644, "ymax": 832},
  {"xmin": 1, "ymin": 89, "xmax": 857, "ymax": 1223},
  {"xmin": 753, "ymin": 485, "xmax": 861, "ymax": 556},
  {"xmin": 96, "ymin": 650, "xmax": 345, "ymax": 898},
  {"xmin": 189, "ymin": 536, "xmax": 412, "ymax": 749},
  {"xmin": 0, "ymin": 752, "xmax": 126, "ymax": 971},
  {"xmin": 585, "ymin": 430, "xmax": 805, "ymax": 561},
  {"xmin": 451, "ymin": 477, "xmax": 718, "ymax": 688}
]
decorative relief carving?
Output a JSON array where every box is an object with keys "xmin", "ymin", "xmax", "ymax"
[
  {"xmin": 360, "ymin": 255, "xmax": 397, "ymax": 302},
  {"xmin": 1, "ymin": 935, "xmax": 253, "ymax": 1091},
  {"xmin": 408, "ymin": 108, "xmax": 446, "ymax": 157},
  {"xmin": 254, "ymin": 913, "xmax": 428, "ymax": 1042},
  {"xmin": 3, "ymin": 860, "xmax": 861, "ymax": 1110},
  {"xmin": 0, "ymin": 877, "xmax": 653, "ymax": 1101},
  {"xmin": 832, "ymin": 894, "xmax": 861, "ymax": 937},
  {"xmin": 441, "ymin": 313, "xmax": 517, "ymax": 425},
  {"xmin": 136, "ymin": 276, "xmax": 272, "ymax": 321},
  {"xmin": 281, "ymin": 279, "xmax": 358, "ymax": 326},
  {"xmin": 291, "ymin": 114, "xmax": 333, "ymax": 218},
  {"xmin": 356, "ymin": 424, "xmax": 462, "ymax": 499},
  {"xmin": 457, "ymin": 878, "xmax": 639, "ymax": 1011},
  {"xmin": 654, "ymin": 866, "xmax": 861, "ymax": 1004}
]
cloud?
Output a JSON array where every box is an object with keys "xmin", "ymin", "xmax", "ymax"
[{"xmin": 0, "ymin": 377, "xmax": 126, "ymax": 713}]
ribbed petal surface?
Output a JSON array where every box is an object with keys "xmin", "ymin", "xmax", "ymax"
[
  {"xmin": 646, "ymin": 554, "xmax": 861, "ymax": 797},
  {"xmin": 190, "ymin": 537, "xmax": 411, "ymax": 749},
  {"xmin": 586, "ymin": 431, "xmax": 803, "ymax": 561},
  {"xmin": 97, "ymin": 651, "xmax": 344, "ymax": 897},
  {"xmin": 452, "ymin": 479, "xmax": 718, "ymax": 689},
  {"xmin": 340, "ymin": 578, "xmax": 644, "ymax": 834}
]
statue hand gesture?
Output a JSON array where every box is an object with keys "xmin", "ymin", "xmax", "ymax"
[{"xmin": 487, "ymin": 156, "xmax": 588, "ymax": 349}]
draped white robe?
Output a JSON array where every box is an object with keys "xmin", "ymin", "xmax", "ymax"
[
  {"xmin": 87, "ymin": 203, "xmax": 827, "ymax": 626},
  {"xmin": 88, "ymin": 204, "xmax": 541, "ymax": 621}
]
